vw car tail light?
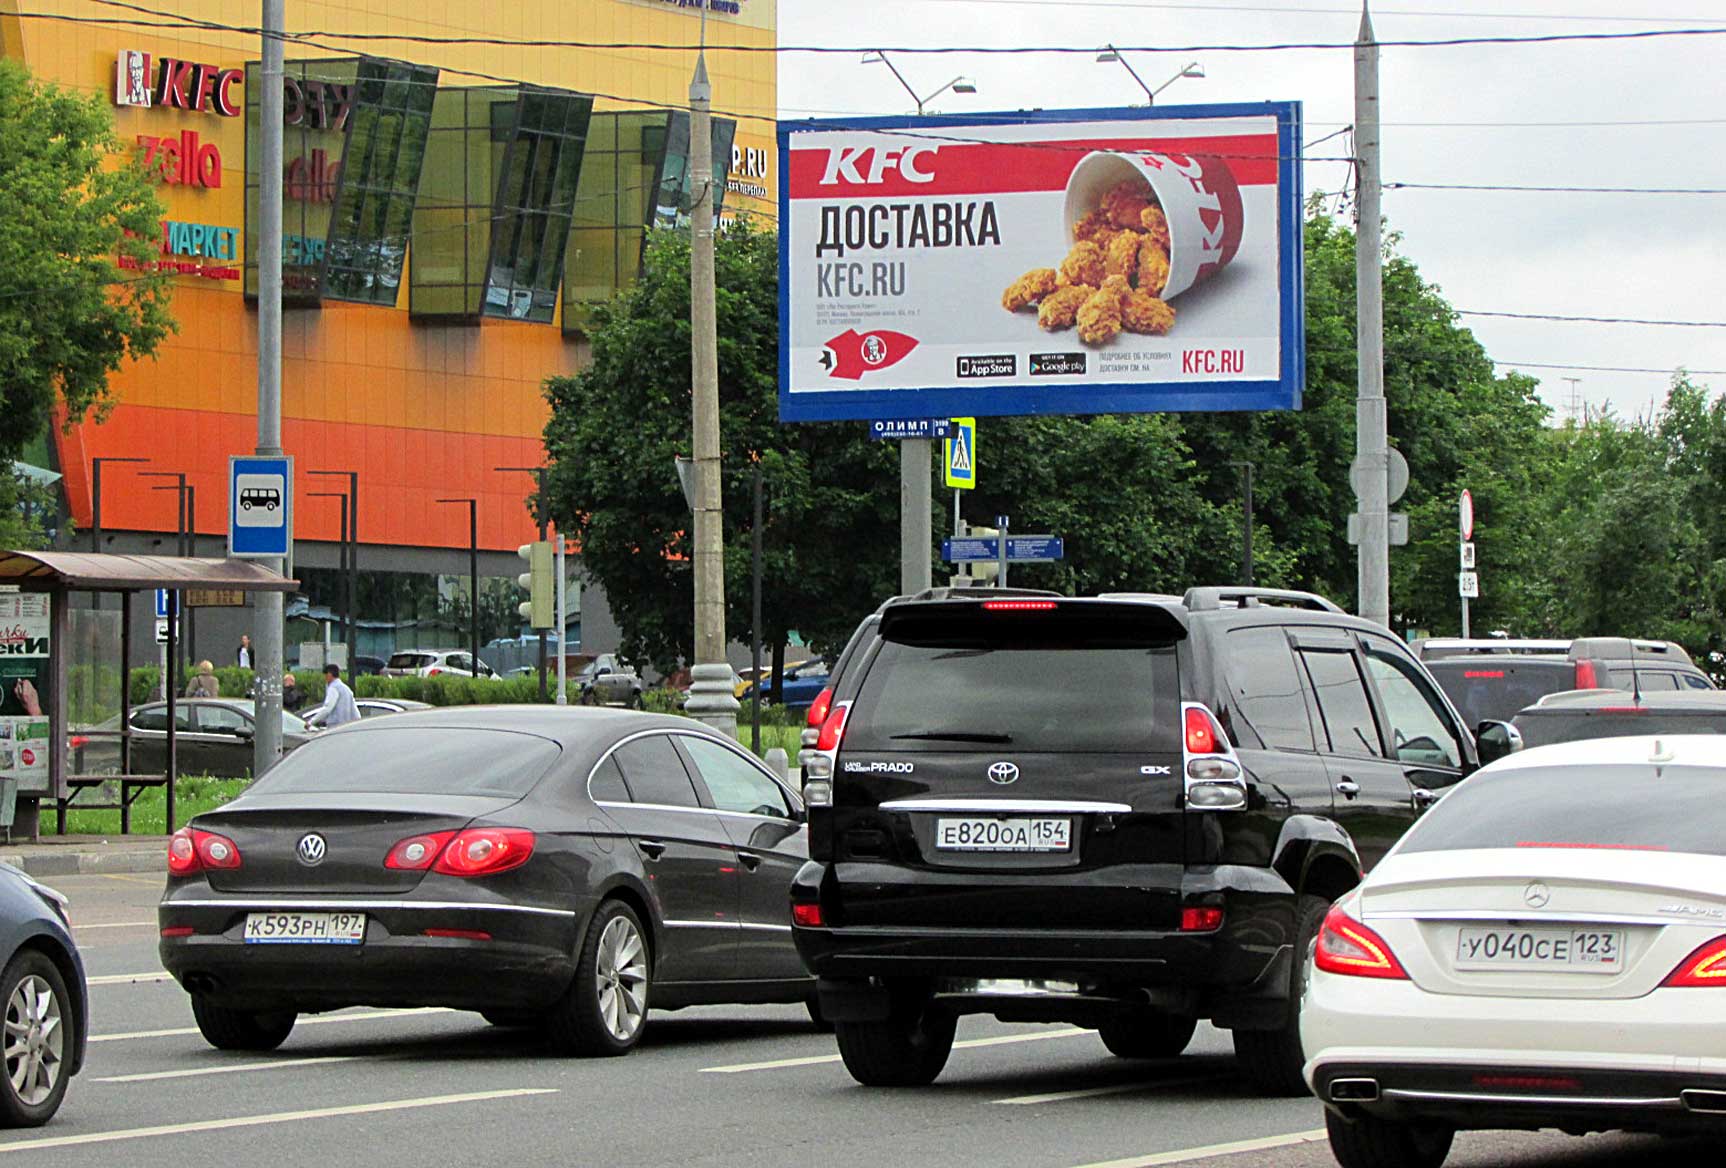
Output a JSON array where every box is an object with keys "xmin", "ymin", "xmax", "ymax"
[
  {"xmin": 431, "ymin": 828, "xmax": 535, "ymax": 877},
  {"xmin": 1313, "ymin": 904, "xmax": 1408, "ymax": 980},
  {"xmin": 168, "ymin": 826, "xmax": 242, "ymax": 876},
  {"xmin": 385, "ymin": 831, "xmax": 459, "ymax": 871}
]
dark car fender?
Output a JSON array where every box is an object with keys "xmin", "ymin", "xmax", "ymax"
[
  {"xmin": 586, "ymin": 871, "xmax": 662, "ymax": 966},
  {"xmin": 0, "ymin": 873, "xmax": 88, "ymax": 1078},
  {"xmin": 1270, "ymin": 815, "xmax": 1363, "ymax": 904}
]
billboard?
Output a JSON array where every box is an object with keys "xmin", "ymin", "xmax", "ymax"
[{"xmin": 778, "ymin": 103, "xmax": 1303, "ymax": 422}]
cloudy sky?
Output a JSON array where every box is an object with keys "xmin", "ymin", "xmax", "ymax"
[{"xmin": 775, "ymin": 0, "xmax": 1726, "ymax": 421}]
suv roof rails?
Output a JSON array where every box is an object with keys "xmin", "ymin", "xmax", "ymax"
[
  {"xmin": 885, "ymin": 586, "xmax": 1061, "ymax": 607},
  {"xmin": 1182, "ymin": 587, "xmax": 1345, "ymax": 614}
]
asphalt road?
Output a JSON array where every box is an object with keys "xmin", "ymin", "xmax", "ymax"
[{"xmin": 16, "ymin": 873, "xmax": 1719, "ymax": 1166}]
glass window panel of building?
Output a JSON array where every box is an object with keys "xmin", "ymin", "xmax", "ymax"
[
  {"xmin": 323, "ymin": 59, "xmax": 438, "ymax": 306},
  {"xmin": 410, "ymin": 87, "xmax": 516, "ymax": 320},
  {"xmin": 482, "ymin": 88, "xmax": 594, "ymax": 324}
]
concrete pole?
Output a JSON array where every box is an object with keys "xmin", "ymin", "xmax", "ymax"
[
  {"xmin": 554, "ymin": 528, "xmax": 568, "ymax": 705},
  {"xmin": 1353, "ymin": 4, "xmax": 1390, "ymax": 629},
  {"xmin": 252, "ymin": 0, "xmax": 286, "ymax": 776},
  {"xmin": 682, "ymin": 19, "xmax": 739, "ymax": 737},
  {"xmin": 901, "ymin": 440, "xmax": 932, "ymax": 594}
]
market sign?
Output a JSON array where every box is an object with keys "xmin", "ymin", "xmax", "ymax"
[
  {"xmin": 115, "ymin": 50, "xmax": 242, "ymax": 117},
  {"xmin": 778, "ymin": 103, "xmax": 1305, "ymax": 422}
]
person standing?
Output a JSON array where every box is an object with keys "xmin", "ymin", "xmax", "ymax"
[
  {"xmin": 186, "ymin": 661, "xmax": 219, "ymax": 698},
  {"xmin": 236, "ymin": 634, "xmax": 253, "ymax": 669},
  {"xmin": 309, "ymin": 663, "xmax": 360, "ymax": 728},
  {"xmin": 280, "ymin": 672, "xmax": 307, "ymax": 713}
]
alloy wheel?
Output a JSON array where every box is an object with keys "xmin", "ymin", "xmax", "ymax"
[
  {"xmin": 4, "ymin": 975, "xmax": 63, "ymax": 1107},
  {"xmin": 595, "ymin": 915, "xmax": 647, "ymax": 1042}
]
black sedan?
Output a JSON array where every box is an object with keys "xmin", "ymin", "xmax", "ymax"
[
  {"xmin": 0, "ymin": 863, "xmax": 86, "ymax": 1126},
  {"xmin": 74, "ymin": 699, "xmax": 317, "ymax": 779},
  {"xmin": 159, "ymin": 707, "xmax": 813, "ymax": 1056}
]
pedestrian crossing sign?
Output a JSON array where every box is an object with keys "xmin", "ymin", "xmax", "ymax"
[{"xmin": 944, "ymin": 418, "xmax": 976, "ymax": 490}]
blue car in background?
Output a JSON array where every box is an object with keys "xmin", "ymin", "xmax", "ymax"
[
  {"xmin": 0, "ymin": 863, "xmax": 86, "ymax": 1126},
  {"xmin": 744, "ymin": 658, "xmax": 832, "ymax": 711}
]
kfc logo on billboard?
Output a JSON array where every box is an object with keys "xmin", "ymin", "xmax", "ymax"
[{"xmin": 115, "ymin": 50, "xmax": 242, "ymax": 117}]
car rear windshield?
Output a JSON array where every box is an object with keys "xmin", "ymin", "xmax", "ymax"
[
  {"xmin": 1399, "ymin": 765, "xmax": 1726, "ymax": 857},
  {"xmin": 1428, "ymin": 660, "xmax": 1576, "ymax": 727},
  {"xmin": 1516, "ymin": 710, "xmax": 1726, "ymax": 749},
  {"xmin": 387, "ymin": 653, "xmax": 435, "ymax": 670},
  {"xmin": 247, "ymin": 728, "xmax": 560, "ymax": 797},
  {"xmin": 847, "ymin": 614, "xmax": 1179, "ymax": 753}
]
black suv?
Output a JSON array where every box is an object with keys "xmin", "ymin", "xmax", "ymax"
[{"xmin": 791, "ymin": 587, "xmax": 1505, "ymax": 1093}]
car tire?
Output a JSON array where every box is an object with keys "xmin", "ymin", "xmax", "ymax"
[
  {"xmin": 833, "ymin": 990, "xmax": 956, "ymax": 1087},
  {"xmin": 1233, "ymin": 893, "xmax": 1327, "ymax": 1096},
  {"xmin": 189, "ymin": 994, "xmax": 296, "ymax": 1052},
  {"xmin": 546, "ymin": 900, "xmax": 650, "ymax": 1057},
  {"xmin": 1325, "ymin": 1109, "xmax": 1453, "ymax": 1168},
  {"xmin": 806, "ymin": 995, "xmax": 835, "ymax": 1033},
  {"xmin": 0, "ymin": 950, "xmax": 72, "ymax": 1128},
  {"xmin": 1098, "ymin": 1012, "xmax": 1198, "ymax": 1059}
]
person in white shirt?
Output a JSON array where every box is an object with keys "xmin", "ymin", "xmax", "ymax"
[
  {"xmin": 236, "ymin": 634, "xmax": 253, "ymax": 669},
  {"xmin": 310, "ymin": 664, "xmax": 361, "ymax": 728}
]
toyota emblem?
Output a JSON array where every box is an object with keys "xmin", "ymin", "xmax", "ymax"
[
  {"xmin": 1524, "ymin": 882, "xmax": 1551, "ymax": 909},
  {"xmin": 296, "ymin": 832, "xmax": 328, "ymax": 867},
  {"xmin": 987, "ymin": 762, "xmax": 1020, "ymax": 785}
]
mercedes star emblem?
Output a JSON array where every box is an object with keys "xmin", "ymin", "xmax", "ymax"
[
  {"xmin": 297, "ymin": 832, "xmax": 328, "ymax": 867},
  {"xmin": 987, "ymin": 762, "xmax": 1020, "ymax": 785},
  {"xmin": 1524, "ymin": 882, "xmax": 1551, "ymax": 909}
]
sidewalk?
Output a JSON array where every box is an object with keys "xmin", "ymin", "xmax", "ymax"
[{"xmin": 0, "ymin": 834, "xmax": 167, "ymax": 878}]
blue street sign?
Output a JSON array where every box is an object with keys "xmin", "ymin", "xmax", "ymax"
[
  {"xmin": 229, "ymin": 455, "xmax": 294, "ymax": 559},
  {"xmin": 868, "ymin": 418, "xmax": 953, "ymax": 441},
  {"xmin": 154, "ymin": 588, "xmax": 178, "ymax": 618},
  {"xmin": 942, "ymin": 536, "xmax": 1065, "ymax": 563}
]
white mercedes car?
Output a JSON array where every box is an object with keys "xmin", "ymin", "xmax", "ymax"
[{"xmin": 1302, "ymin": 735, "xmax": 1726, "ymax": 1168}]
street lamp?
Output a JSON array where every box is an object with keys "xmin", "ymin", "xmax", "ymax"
[
  {"xmin": 308, "ymin": 491, "xmax": 350, "ymax": 662},
  {"xmin": 91, "ymin": 457, "xmax": 150, "ymax": 554},
  {"xmin": 1095, "ymin": 48, "xmax": 1204, "ymax": 105},
  {"xmin": 308, "ymin": 470, "xmax": 359, "ymax": 665},
  {"xmin": 862, "ymin": 51, "xmax": 978, "ymax": 116},
  {"xmin": 436, "ymin": 497, "xmax": 480, "ymax": 678}
]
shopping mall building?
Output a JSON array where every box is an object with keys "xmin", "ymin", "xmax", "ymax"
[{"xmin": 1, "ymin": 0, "xmax": 778, "ymax": 669}]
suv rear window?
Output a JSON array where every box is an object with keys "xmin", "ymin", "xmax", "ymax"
[
  {"xmin": 1400, "ymin": 766, "xmax": 1726, "ymax": 857},
  {"xmin": 1427, "ymin": 659, "xmax": 1577, "ymax": 727},
  {"xmin": 847, "ymin": 618, "xmax": 1179, "ymax": 754}
]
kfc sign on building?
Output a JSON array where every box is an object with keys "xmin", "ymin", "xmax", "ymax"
[{"xmin": 115, "ymin": 50, "xmax": 242, "ymax": 117}]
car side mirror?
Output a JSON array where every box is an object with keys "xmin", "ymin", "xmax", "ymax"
[
  {"xmin": 232, "ymin": 725, "xmax": 254, "ymax": 741},
  {"xmin": 597, "ymin": 667, "xmax": 611, "ymax": 677},
  {"xmin": 1475, "ymin": 720, "xmax": 1523, "ymax": 765}
]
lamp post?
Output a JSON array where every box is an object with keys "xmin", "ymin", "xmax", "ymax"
[
  {"xmin": 91, "ymin": 457, "xmax": 150, "ymax": 554},
  {"xmin": 496, "ymin": 465, "xmax": 551, "ymax": 699},
  {"xmin": 308, "ymin": 470, "xmax": 359, "ymax": 665},
  {"xmin": 308, "ymin": 491, "xmax": 349, "ymax": 662},
  {"xmin": 1095, "ymin": 48, "xmax": 1204, "ymax": 104},
  {"xmin": 436, "ymin": 498, "xmax": 480, "ymax": 677},
  {"xmin": 862, "ymin": 51, "xmax": 977, "ymax": 116}
]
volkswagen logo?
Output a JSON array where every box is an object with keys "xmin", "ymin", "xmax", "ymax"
[
  {"xmin": 1524, "ymin": 882, "xmax": 1551, "ymax": 909},
  {"xmin": 987, "ymin": 762, "xmax": 1020, "ymax": 785},
  {"xmin": 296, "ymin": 833, "xmax": 328, "ymax": 867}
]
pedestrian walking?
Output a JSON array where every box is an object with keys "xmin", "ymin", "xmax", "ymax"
[
  {"xmin": 236, "ymin": 634, "xmax": 253, "ymax": 669},
  {"xmin": 185, "ymin": 660, "xmax": 219, "ymax": 699},
  {"xmin": 309, "ymin": 663, "xmax": 360, "ymax": 728}
]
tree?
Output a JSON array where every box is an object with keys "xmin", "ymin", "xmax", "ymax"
[{"xmin": 0, "ymin": 60, "xmax": 174, "ymax": 467}]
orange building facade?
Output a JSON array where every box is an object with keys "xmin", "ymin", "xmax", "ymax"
[{"xmin": 2, "ymin": 1, "xmax": 776, "ymax": 612}]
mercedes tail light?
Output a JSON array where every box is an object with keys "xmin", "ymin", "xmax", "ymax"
[
  {"xmin": 168, "ymin": 827, "xmax": 242, "ymax": 876},
  {"xmin": 1313, "ymin": 905, "xmax": 1408, "ymax": 980},
  {"xmin": 807, "ymin": 686, "xmax": 834, "ymax": 729},
  {"xmin": 431, "ymin": 828, "xmax": 535, "ymax": 877},
  {"xmin": 385, "ymin": 831, "xmax": 459, "ymax": 871},
  {"xmin": 1664, "ymin": 936, "xmax": 1726, "ymax": 987}
]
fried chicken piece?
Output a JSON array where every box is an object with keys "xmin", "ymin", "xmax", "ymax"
[
  {"xmin": 1037, "ymin": 284, "xmax": 1093, "ymax": 331},
  {"xmin": 1103, "ymin": 230, "xmax": 1143, "ymax": 283},
  {"xmin": 1076, "ymin": 282, "xmax": 1125, "ymax": 346},
  {"xmin": 1101, "ymin": 180, "xmax": 1154, "ymax": 230},
  {"xmin": 1137, "ymin": 242, "xmax": 1171, "ymax": 297},
  {"xmin": 1122, "ymin": 288, "xmax": 1176, "ymax": 336},
  {"xmin": 1072, "ymin": 210, "xmax": 1114, "ymax": 242},
  {"xmin": 1001, "ymin": 267, "xmax": 1059, "ymax": 312},
  {"xmin": 1056, "ymin": 240, "xmax": 1107, "ymax": 288},
  {"xmin": 1139, "ymin": 205, "xmax": 1172, "ymax": 251}
]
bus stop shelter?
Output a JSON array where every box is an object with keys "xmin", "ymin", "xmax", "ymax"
[{"xmin": 0, "ymin": 551, "xmax": 296, "ymax": 840}]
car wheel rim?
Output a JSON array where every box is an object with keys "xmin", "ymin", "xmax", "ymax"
[
  {"xmin": 4, "ymin": 974, "xmax": 63, "ymax": 1107},
  {"xmin": 594, "ymin": 915, "xmax": 647, "ymax": 1042}
]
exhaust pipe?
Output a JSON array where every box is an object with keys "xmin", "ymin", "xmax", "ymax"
[
  {"xmin": 1681, "ymin": 1089, "xmax": 1726, "ymax": 1114},
  {"xmin": 181, "ymin": 972, "xmax": 219, "ymax": 994},
  {"xmin": 1329, "ymin": 1078, "xmax": 1381, "ymax": 1103}
]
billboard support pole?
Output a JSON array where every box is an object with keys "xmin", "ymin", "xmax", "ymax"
[
  {"xmin": 1353, "ymin": 4, "xmax": 1390, "ymax": 628},
  {"xmin": 253, "ymin": 0, "xmax": 286, "ymax": 777},
  {"xmin": 901, "ymin": 441, "xmax": 932, "ymax": 594}
]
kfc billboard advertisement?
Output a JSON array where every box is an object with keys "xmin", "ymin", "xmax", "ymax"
[{"xmin": 778, "ymin": 103, "xmax": 1304, "ymax": 422}]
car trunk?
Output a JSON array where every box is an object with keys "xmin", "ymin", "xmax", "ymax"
[
  {"xmin": 829, "ymin": 599, "xmax": 1187, "ymax": 930},
  {"xmin": 194, "ymin": 791, "xmax": 523, "ymax": 894}
]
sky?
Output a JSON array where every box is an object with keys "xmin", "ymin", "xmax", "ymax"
[{"xmin": 774, "ymin": 0, "xmax": 1726, "ymax": 422}]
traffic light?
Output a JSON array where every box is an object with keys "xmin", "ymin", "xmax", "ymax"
[{"xmin": 517, "ymin": 541, "xmax": 553, "ymax": 629}]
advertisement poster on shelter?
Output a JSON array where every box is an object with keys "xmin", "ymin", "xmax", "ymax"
[{"xmin": 0, "ymin": 593, "xmax": 51, "ymax": 788}]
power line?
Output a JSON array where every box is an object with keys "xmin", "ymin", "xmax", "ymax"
[
  {"xmin": 1492, "ymin": 360, "xmax": 1726, "ymax": 376},
  {"xmin": 1387, "ymin": 182, "xmax": 1726, "ymax": 194},
  {"xmin": 904, "ymin": 0, "xmax": 1726, "ymax": 23},
  {"xmin": 1459, "ymin": 310, "xmax": 1726, "ymax": 328}
]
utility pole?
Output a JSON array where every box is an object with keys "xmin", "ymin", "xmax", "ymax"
[
  {"xmin": 254, "ymin": 0, "xmax": 286, "ymax": 776},
  {"xmin": 554, "ymin": 528, "xmax": 568, "ymax": 705},
  {"xmin": 1352, "ymin": 3, "xmax": 1390, "ymax": 629},
  {"xmin": 683, "ymin": 6, "xmax": 739, "ymax": 736},
  {"xmin": 1229, "ymin": 460, "xmax": 1255, "ymax": 585}
]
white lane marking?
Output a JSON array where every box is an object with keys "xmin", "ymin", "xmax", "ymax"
[
  {"xmin": 74, "ymin": 920, "xmax": 158, "ymax": 930},
  {"xmin": 96, "ymin": 1055, "xmax": 363, "ymax": 1083},
  {"xmin": 91, "ymin": 1007, "xmax": 458, "ymax": 1043},
  {"xmin": 88, "ymin": 972, "xmax": 174, "ymax": 986},
  {"xmin": 991, "ymin": 1074, "xmax": 1228, "ymax": 1105},
  {"xmin": 1070, "ymin": 1129, "xmax": 1329, "ymax": 1168},
  {"xmin": 701, "ymin": 1026, "xmax": 1089, "ymax": 1073},
  {"xmin": 0, "ymin": 1089, "xmax": 558, "ymax": 1154}
]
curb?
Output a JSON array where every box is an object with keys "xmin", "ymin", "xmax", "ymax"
[{"xmin": 0, "ymin": 849, "xmax": 165, "ymax": 879}]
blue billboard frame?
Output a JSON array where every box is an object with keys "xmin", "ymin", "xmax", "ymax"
[{"xmin": 777, "ymin": 101, "xmax": 1304, "ymax": 423}]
